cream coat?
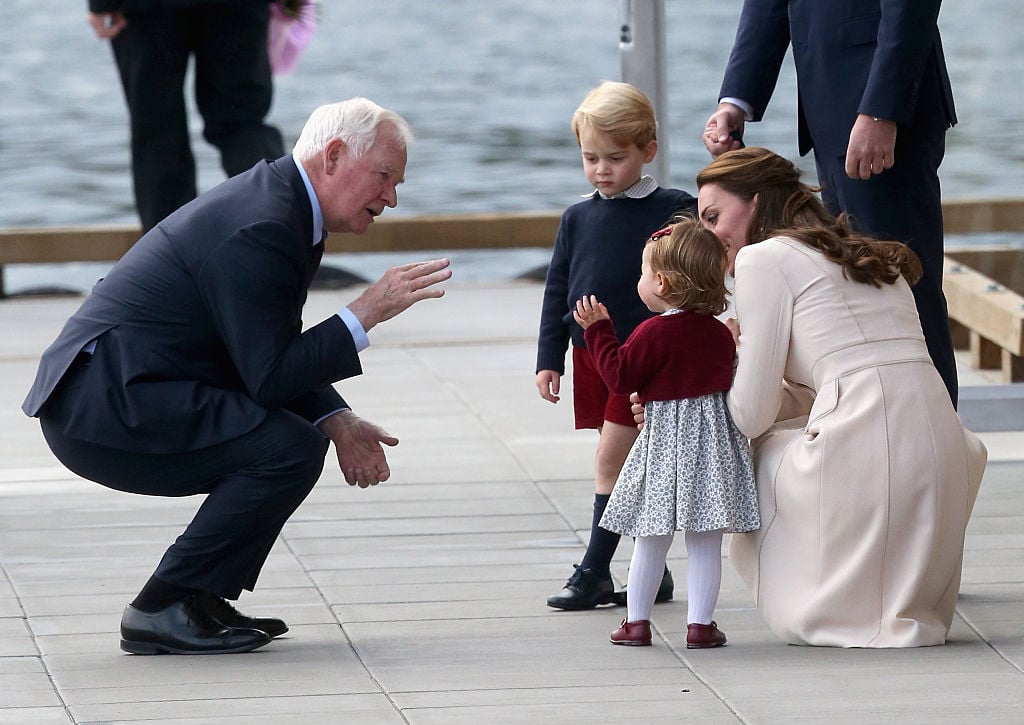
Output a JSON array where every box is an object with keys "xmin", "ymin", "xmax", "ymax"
[{"xmin": 727, "ymin": 236, "xmax": 987, "ymax": 647}]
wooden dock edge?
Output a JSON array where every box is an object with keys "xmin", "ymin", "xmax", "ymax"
[
  {"xmin": 2, "ymin": 199, "xmax": 1023, "ymax": 382},
  {"xmin": 0, "ymin": 211, "xmax": 564, "ymax": 268},
  {"xmin": 2, "ymin": 196, "xmax": 1021, "ymax": 266}
]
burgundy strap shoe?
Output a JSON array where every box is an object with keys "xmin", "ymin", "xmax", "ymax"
[
  {"xmin": 686, "ymin": 621, "xmax": 727, "ymax": 649},
  {"xmin": 610, "ymin": 618, "xmax": 652, "ymax": 646}
]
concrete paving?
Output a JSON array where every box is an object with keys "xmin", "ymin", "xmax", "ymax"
[{"xmin": 1, "ymin": 281, "xmax": 1022, "ymax": 724}]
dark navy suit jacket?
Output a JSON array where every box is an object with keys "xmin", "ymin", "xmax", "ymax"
[
  {"xmin": 719, "ymin": 0, "xmax": 956, "ymax": 156},
  {"xmin": 23, "ymin": 157, "xmax": 361, "ymax": 453}
]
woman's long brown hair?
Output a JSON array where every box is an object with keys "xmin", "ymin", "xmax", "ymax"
[{"xmin": 696, "ymin": 147, "xmax": 922, "ymax": 287}]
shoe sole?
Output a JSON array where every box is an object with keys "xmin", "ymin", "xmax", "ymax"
[
  {"xmin": 610, "ymin": 639, "xmax": 652, "ymax": 646},
  {"xmin": 120, "ymin": 638, "xmax": 272, "ymax": 655},
  {"xmin": 546, "ymin": 594, "xmax": 614, "ymax": 610},
  {"xmin": 686, "ymin": 641, "xmax": 727, "ymax": 649}
]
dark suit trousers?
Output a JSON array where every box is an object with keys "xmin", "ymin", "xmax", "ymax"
[
  {"xmin": 111, "ymin": 1, "xmax": 285, "ymax": 230},
  {"xmin": 814, "ymin": 128, "xmax": 958, "ymax": 407},
  {"xmin": 39, "ymin": 355, "xmax": 328, "ymax": 599}
]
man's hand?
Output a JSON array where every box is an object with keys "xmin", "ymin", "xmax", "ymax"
[
  {"xmin": 87, "ymin": 12, "xmax": 127, "ymax": 39},
  {"xmin": 703, "ymin": 102, "xmax": 746, "ymax": 158},
  {"xmin": 846, "ymin": 114, "xmax": 897, "ymax": 180},
  {"xmin": 536, "ymin": 370, "xmax": 561, "ymax": 404},
  {"xmin": 347, "ymin": 258, "xmax": 451, "ymax": 332},
  {"xmin": 318, "ymin": 410, "xmax": 399, "ymax": 488},
  {"xmin": 572, "ymin": 295, "xmax": 610, "ymax": 330}
]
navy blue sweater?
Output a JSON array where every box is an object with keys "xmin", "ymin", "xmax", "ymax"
[{"xmin": 536, "ymin": 188, "xmax": 697, "ymax": 374}]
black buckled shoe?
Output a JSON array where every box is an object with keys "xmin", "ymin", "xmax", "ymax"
[
  {"xmin": 195, "ymin": 592, "xmax": 289, "ymax": 638},
  {"xmin": 611, "ymin": 567, "xmax": 674, "ymax": 607},
  {"xmin": 546, "ymin": 564, "xmax": 614, "ymax": 610},
  {"xmin": 119, "ymin": 594, "xmax": 271, "ymax": 655}
]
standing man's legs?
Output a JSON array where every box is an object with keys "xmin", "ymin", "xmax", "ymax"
[
  {"xmin": 110, "ymin": 9, "xmax": 197, "ymax": 231},
  {"xmin": 192, "ymin": 1, "xmax": 284, "ymax": 177},
  {"xmin": 815, "ymin": 129, "xmax": 958, "ymax": 406}
]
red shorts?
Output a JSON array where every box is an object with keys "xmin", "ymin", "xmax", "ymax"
[{"xmin": 571, "ymin": 346, "xmax": 634, "ymax": 429}]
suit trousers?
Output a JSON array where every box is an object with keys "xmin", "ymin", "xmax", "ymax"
[
  {"xmin": 814, "ymin": 128, "xmax": 958, "ymax": 407},
  {"xmin": 39, "ymin": 354, "xmax": 328, "ymax": 599},
  {"xmin": 111, "ymin": 1, "xmax": 285, "ymax": 231}
]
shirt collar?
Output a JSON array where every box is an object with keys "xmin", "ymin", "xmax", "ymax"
[
  {"xmin": 292, "ymin": 155, "xmax": 326, "ymax": 245},
  {"xmin": 583, "ymin": 174, "xmax": 659, "ymax": 200}
]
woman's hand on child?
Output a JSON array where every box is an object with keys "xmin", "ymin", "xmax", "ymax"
[
  {"xmin": 629, "ymin": 391, "xmax": 645, "ymax": 430},
  {"xmin": 573, "ymin": 295, "xmax": 611, "ymax": 329},
  {"xmin": 536, "ymin": 370, "xmax": 561, "ymax": 404},
  {"xmin": 726, "ymin": 317, "xmax": 740, "ymax": 345}
]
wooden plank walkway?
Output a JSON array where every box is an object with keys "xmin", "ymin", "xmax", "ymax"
[{"xmin": 1, "ymin": 284, "xmax": 1023, "ymax": 724}]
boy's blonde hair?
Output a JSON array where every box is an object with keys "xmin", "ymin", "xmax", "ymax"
[
  {"xmin": 648, "ymin": 217, "xmax": 729, "ymax": 316},
  {"xmin": 571, "ymin": 81, "xmax": 657, "ymax": 149}
]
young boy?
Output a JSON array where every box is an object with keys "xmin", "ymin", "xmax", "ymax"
[{"xmin": 536, "ymin": 81, "xmax": 696, "ymax": 609}]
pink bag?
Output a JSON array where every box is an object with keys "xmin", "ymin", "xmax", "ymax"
[{"xmin": 268, "ymin": 1, "xmax": 316, "ymax": 75}]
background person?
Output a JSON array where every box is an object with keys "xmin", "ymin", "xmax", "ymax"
[
  {"xmin": 697, "ymin": 147, "xmax": 986, "ymax": 647},
  {"xmin": 23, "ymin": 98, "xmax": 451, "ymax": 655},
  {"xmin": 87, "ymin": 0, "xmax": 287, "ymax": 231}
]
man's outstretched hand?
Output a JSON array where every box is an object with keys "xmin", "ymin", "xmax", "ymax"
[
  {"xmin": 347, "ymin": 258, "xmax": 451, "ymax": 332},
  {"xmin": 318, "ymin": 410, "xmax": 399, "ymax": 488}
]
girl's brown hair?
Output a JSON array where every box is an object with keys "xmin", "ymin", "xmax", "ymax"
[
  {"xmin": 648, "ymin": 218, "xmax": 729, "ymax": 316},
  {"xmin": 696, "ymin": 147, "xmax": 922, "ymax": 287}
]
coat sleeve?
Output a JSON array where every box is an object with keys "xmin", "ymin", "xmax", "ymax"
[
  {"xmin": 859, "ymin": 0, "xmax": 944, "ymax": 126},
  {"xmin": 718, "ymin": 0, "xmax": 792, "ymax": 120},
  {"xmin": 87, "ymin": 1, "xmax": 121, "ymax": 13},
  {"xmin": 583, "ymin": 318, "xmax": 658, "ymax": 397},
  {"xmin": 727, "ymin": 245, "xmax": 795, "ymax": 437},
  {"xmin": 196, "ymin": 220, "xmax": 362, "ymax": 416},
  {"xmin": 536, "ymin": 216, "xmax": 572, "ymax": 374}
]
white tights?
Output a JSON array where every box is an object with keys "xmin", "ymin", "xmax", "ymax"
[{"xmin": 626, "ymin": 530, "xmax": 723, "ymax": 625}]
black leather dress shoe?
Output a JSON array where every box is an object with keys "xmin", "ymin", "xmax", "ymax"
[
  {"xmin": 611, "ymin": 567, "xmax": 674, "ymax": 607},
  {"xmin": 120, "ymin": 595, "xmax": 271, "ymax": 655},
  {"xmin": 546, "ymin": 564, "xmax": 614, "ymax": 610},
  {"xmin": 195, "ymin": 592, "xmax": 289, "ymax": 638}
]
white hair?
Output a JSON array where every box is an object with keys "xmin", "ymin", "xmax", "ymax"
[{"xmin": 291, "ymin": 97, "xmax": 413, "ymax": 161}]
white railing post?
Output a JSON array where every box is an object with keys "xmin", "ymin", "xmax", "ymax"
[{"xmin": 618, "ymin": 0, "xmax": 669, "ymax": 186}]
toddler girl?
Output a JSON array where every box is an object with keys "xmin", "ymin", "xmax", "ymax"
[{"xmin": 572, "ymin": 218, "xmax": 758, "ymax": 649}]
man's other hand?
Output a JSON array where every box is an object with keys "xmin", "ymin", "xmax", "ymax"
[{"xmin": 319, "ymin": 410, "xmax": 399, "ymax": 488}]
